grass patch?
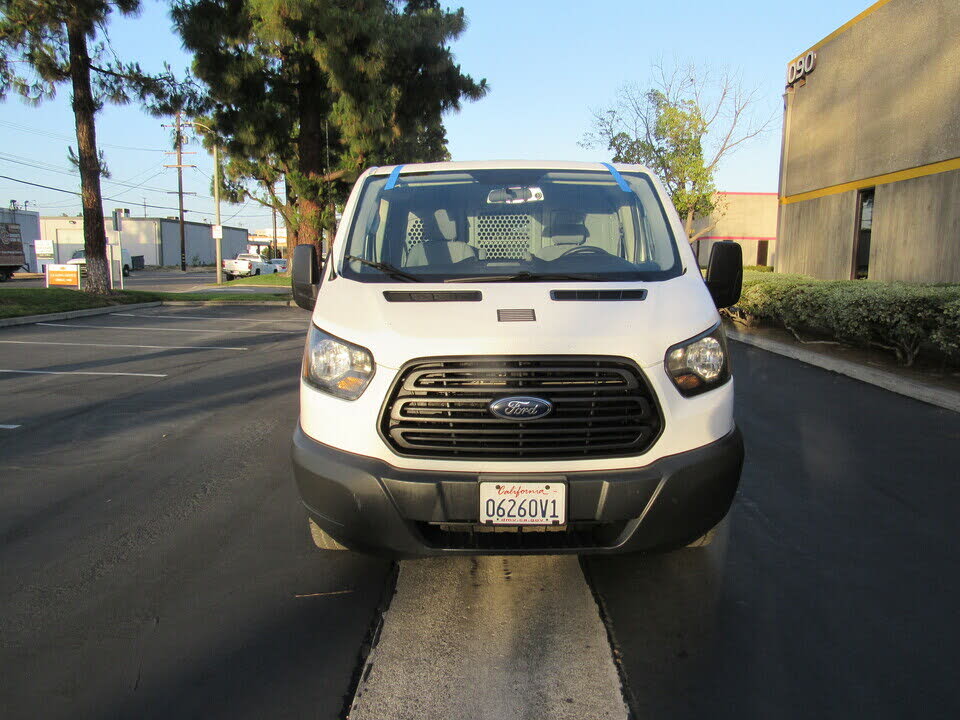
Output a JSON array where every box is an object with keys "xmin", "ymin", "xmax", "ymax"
[
  {"xmin": 0, "ymin": 288, "xmax": 290, "ymax": 319},
  {"xmin": 0, "ymin": 288, "xmax": 151, "ymax": 319},
  {"xmin": 223, "ymin": 271, "xmax": 290, "ymax": 287}
]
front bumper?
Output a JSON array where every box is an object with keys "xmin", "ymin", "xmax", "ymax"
[{"xmin": 291, "ymin": 425, "xmax": 744, "ymax": 557}]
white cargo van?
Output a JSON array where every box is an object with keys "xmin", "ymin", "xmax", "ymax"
[{"xmin": 291, "ymin": 161, "xmax": 743, "ymax": 556}]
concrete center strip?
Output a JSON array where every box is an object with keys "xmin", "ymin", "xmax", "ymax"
[{"xmin": 349, "ymin": 555, "xmax": 627, "ymax": 720}]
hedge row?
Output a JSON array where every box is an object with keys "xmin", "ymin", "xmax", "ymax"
[{"xmin": 728, "ymin": 272, "xmax": 960, "ymax": 366}]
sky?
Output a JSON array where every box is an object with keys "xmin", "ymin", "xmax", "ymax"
[{"xmin": 0, "ymin": 0, "xmax": 875, "ymax": 231}]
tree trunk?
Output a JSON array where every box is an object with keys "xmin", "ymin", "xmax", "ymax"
[
  {"xmin": 67, "ymin": 19, "xmax": 109, "ymax": 294},
  {"xmin": 283, "ymin": 178, "xmax": 299, "ymax": 247},
  {"xmin": 296, "ymin": 62, "xmax": 326, "ymax": 257}
]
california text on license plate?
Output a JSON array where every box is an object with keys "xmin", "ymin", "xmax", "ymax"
[{"xmin": 479, "ymin": 482, "xmax": 566, "ymax": 525}]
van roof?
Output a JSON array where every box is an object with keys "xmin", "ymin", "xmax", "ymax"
[{"xmin": 367, "ymin": 160, "xmax": 653, "ymax": 176}]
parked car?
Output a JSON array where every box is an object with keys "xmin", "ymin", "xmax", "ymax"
[
  {"xmin": 222, "ymin": 252, "xmax": 271, "ymax": 279},
  {"xmin": 268, "ymin": 258, "xmax": 288, "ymax": 272},
  {"xmin": 290, "ymin": 160, "xmax": 744, "ymax": 557},
  {"xmin": 68, "ymin": 248, "xmax": 132, "ymax": 277}
]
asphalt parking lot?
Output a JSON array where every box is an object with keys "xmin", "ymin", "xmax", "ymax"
[
  {"xmin": 0, "ymin": 306, "xmax": 392, "ymax": 719},
  {"xmin": 1, "ymin": 308, "xmax": 959, "ymax": 719}
]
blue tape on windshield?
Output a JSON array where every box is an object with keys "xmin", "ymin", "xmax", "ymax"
[
  {"xmin": 601, "ymin": 163, "xmax": 632, "ymax": 193},
  {"xmin": 384, "ymin": 165, "xmax": 404, "ymax": 190}
]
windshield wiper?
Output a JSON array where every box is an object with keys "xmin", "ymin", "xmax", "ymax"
[
  {"xmin": 444, "ymin": 271, "xmax": 602, "ymax": 283},
  {"xmin": 344, "ymin": 255, "xmax": 422, "ymax": 282}
]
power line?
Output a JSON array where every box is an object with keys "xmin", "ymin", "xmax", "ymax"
[
  {"xmin": 0, "ymin": 119, "xmax": 167, "ymax": 152},
  {"xmin": 0, "ymin": 152, "xmax": 172, "ymax": 193},
  {"xmin": 0, "ymin": 174, "xmax": 202, "ymax": 214}
]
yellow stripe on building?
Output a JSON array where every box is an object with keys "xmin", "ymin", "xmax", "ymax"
[
  {"xmin": 789, "ymin": 0, "xmax": 895, "ymax": 67},
  {"xmin": 780, "ymin": 157, "xmax": 960, "ymax": 205}
]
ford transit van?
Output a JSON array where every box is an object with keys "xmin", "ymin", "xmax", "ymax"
[{"xmin": 291, "ymin": 161, "xmax": 744, "ymax": 556}]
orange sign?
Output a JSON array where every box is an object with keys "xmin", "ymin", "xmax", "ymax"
[{"xmin": 46, "ymin": 264, "xmax": 81, "ymax": 288}]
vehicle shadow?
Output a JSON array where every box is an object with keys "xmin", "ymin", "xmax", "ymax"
[{"xmin": 581, "ymin": 521, "xmax": 730, "ymax": 720}]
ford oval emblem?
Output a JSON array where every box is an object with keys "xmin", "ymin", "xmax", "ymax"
[{"xmin": 488, "ymin": 396, "xmax": 553, "ymax": 421}]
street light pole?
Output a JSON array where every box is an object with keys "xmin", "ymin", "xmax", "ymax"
[{"xmin": 213, "ymin": 142, "xmax": 223, "ymax": 284}]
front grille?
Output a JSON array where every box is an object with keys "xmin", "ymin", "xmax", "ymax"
[{"xmin": 379, "ymin": 356, "xmax": 662, "ymax": 459}]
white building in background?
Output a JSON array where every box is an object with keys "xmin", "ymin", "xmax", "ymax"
[
  {"xmin": 1, "ymin": 206, "xmax": 41, "ymax": 272},
  {"xmin": 38, "ymin": 214, "xmax": 248, "ymax": 270}
]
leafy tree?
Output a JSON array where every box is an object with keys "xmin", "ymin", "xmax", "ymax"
[
  {"xmin": 172, "ymin": 0, "xmax": 487, "ymax": 253},
  {"xmin": 583, "ymin": 61, "xmax": 774, "ymax": 243},
  {"xmin": 0, "ymin": 1, "xmax": 173, "ymax": 293}
]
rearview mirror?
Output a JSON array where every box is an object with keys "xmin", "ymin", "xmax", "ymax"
[
  {"xmin": 292, "ymin": 244, "xmax": 320, "ymax": 311},
  {"xmin": 486, "ymin": 186, "xmax": 543, "ymax": 204},
  {"xmin": 704, "ymin": 241, "xmax": 743, "ymax": 309}
]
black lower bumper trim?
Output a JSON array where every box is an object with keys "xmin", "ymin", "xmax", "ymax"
[{"xmin": 291, "ymin": 426, "xmax": 743, "ymax": 557}]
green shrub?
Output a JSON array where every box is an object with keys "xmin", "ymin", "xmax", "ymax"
[
  {"xmin": 743, "ymin": 265, "xmax": 774, "ymax": 272},
  {"xmin": 730, "ymin": 273, "xmax": 960, "ymax": 366}
]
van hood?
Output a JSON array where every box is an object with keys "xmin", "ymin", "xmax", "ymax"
[{"xmin": 310, "ymin": 273, "xmax": 720, "ymax": 369}]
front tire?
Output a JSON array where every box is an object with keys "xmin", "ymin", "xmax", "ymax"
[
  {"xmin": 309, "ymin": 518, "xmax": 349, "ymax": 551},
  {"xmin": 254, "ymin": 268, "xmax": 261, "ymax": 276},
  {"xmin": 122, "ymin": 265, "xmax": 130, "ymax": 277}
]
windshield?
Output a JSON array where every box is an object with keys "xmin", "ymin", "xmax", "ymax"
[
  {"xmin": 71, "ymin": 250, "xmax": 84, "ymax": 260},
  {"xmin": 340, "ymin": 169, "xmax": 682, "ymax": 282}
]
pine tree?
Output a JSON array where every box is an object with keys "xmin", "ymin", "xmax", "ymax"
[
  {"xmin": 172, "ymin": 0, "xmax": 487, "ymax": 253},
  {"xmin": 0, "ymin": 1, "xmax": 170, "ymax": 293}
]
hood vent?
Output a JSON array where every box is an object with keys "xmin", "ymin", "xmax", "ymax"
[
  {"xmin": 384, "ymin": 291, "xmax": 482, "ymax": 302},
  {"xmin": 550, "ymin": 289, "xmax": 647, "ymax": 301},
  {"xmin": 497, "ymin": 308, "xmax": 536, "ymax": 322}
]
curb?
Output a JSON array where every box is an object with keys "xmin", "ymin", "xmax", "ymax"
[
  {"xmin": 161, "ymin": 300, "xmax": 293, "ymax": 307},
  {"xmin": 727, "ymin": 329, "xmax": 960, "ymax": 414},
  {"xmin": 0, "ymin": 302, "xmax": 162, "ymax": 328}
]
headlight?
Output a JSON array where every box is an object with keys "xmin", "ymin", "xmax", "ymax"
[
  {"xmin": 664, "ymin": 323, "xmax": 730, "ymax": 396},
  {"xmin": 302, "ymin": 325, "xmax": 375, "ymax": 400}
]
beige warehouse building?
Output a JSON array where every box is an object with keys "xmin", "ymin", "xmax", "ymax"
[
  {"xmin": 693, "ymin": 192, "xmax": 778, "ymax": 268},
  {"xmin": 776, "ymin": 0, "xmax": 960, "ymax": 282}
]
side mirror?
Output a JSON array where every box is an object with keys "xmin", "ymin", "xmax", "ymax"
[
  {"xmin": 704, "ymin": 241, "xmax": 743, "ymax": 309},
  {"xmin": 292, "ymin": 244, "xmax": 320, "ymax": 311}
]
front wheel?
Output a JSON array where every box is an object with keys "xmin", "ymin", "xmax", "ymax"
[
  {"xmin": 309, "ymin": 518, "xmax": 349, "ymax": 551},
  {"xmin": 254, "ymin": 268, "xmax": 261, "ymax": 276},
  {"xmin": 122, "ymin": 265, "xmax": 130, "ymax": 277}
]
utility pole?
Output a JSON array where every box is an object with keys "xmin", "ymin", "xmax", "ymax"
[{"xmin": 163, "ymin": 111, "xmax": 196, "ymax": 271}]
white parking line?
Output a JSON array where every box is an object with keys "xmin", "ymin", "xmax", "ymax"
[
  {"xmin": 112, "ymin": 312, "xmax": 304, "ymax": 325},
  {"xmin": 36, "ymin": 323, "xmax": 299, "ymax": 335},
  {"xmin": 0, "ymin": 424, "xmax": 22, "ymax": 430},
  {"xmin": 0, "ymin": 340, "xmax": 248, "ymax": 352},
  {"xmin": 0, "ymin": 369, "xmax": 166, "ymax": 378}
]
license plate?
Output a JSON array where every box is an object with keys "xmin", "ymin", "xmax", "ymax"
[{"xmin": 479, "ymin": 482, "xmax": 566, "ymax": 525}]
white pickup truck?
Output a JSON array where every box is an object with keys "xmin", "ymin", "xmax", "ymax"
[{"xmin": 223, "ymin": 253, "xmax": 273, "ymax": 280}]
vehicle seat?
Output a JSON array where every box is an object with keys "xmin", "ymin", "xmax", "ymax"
[
  {"xmin": 405, "ymin": 209, "xmax": 478, "ymax": 266},
  {"xmin": 536, "ymin": 222, "xmax": 589, "ymax": 260}
]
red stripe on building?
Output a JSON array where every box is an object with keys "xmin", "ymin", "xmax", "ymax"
[
  {"xmin": 715, "ymin": 191, "xmax": 778, "ymax": 196},
  {"xmin": 699, "ymin": 235, "xmax": 777, "ymax": 241}
]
